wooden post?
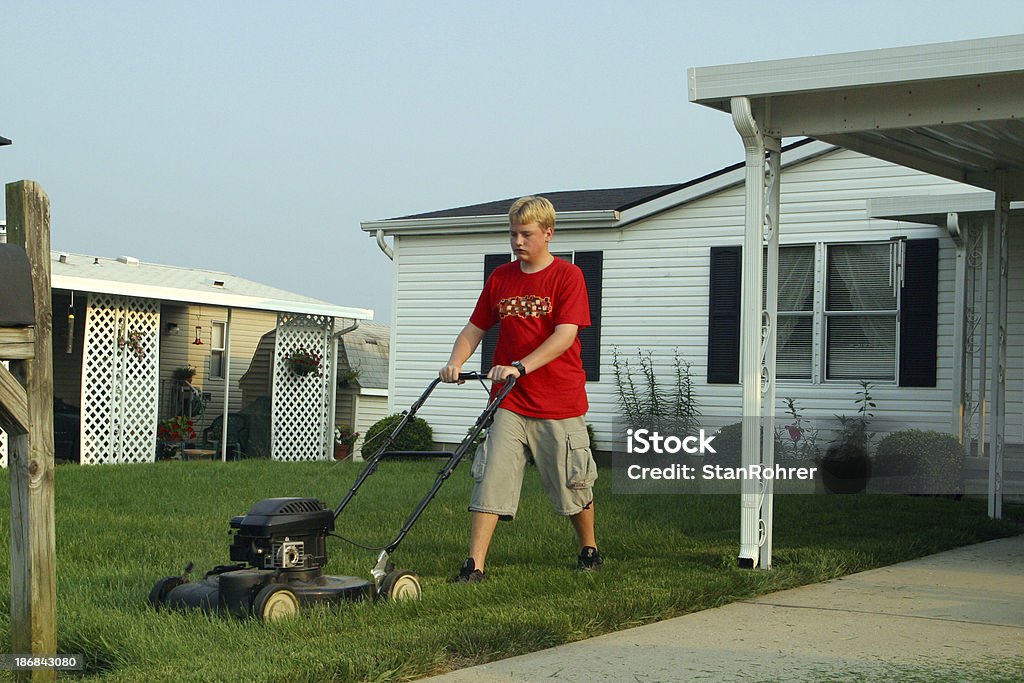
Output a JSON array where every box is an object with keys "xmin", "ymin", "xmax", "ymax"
[{"xmin": 5, "ymin": 180, "xmax": 57, "ymax": 682}]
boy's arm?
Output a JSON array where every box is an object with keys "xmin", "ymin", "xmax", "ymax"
[
  {"xmin": 440, "ymin": 322, "xmax": 487, "ymax": 382},
  {"xmin": 487, "ymin": 323, "xmax": 578, "ymax": 381}
]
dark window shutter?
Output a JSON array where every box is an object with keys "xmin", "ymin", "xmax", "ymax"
[
  {"xmin": 480, "ymin": 253, "xmax": 509, "ymax": 374},
  {"xmin": 708, "ymin": 246, "xmax": 742, "ymax": 384},
  {"xmin": 899, "ymin": 238, "xmax": 938, "ymax": 387},
  {"xmin": 573, "ymin": 251, "xmax": 603, "ymax": 381}
]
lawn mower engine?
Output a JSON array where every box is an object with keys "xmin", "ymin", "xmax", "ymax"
[{"xmin": 149, "ymin": 497, "xmax": 383, "ymax": 621}]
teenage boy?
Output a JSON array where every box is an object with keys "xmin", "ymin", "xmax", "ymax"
[{"xmin": 439, "ymin": 195, "xmax": 601, "ymax": 582}]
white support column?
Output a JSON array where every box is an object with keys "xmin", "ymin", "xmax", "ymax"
[
  {"xmin": 977, "ymin": 217, "xmax": 990, "ymax": 456},
  {"xmin": 760, "ymin": 142, "xmax": 781, "ymax": 570},
  {"xmin": 988, "ymin": 183, "xmax": 1009, "ymax": 519},
  {"xmin": 731, "ymin": 97, "xmax": 768, "ymax": 569},
  {"xmin": 950, "ymin": 213, "xmax": 967, "ymax": 442}
]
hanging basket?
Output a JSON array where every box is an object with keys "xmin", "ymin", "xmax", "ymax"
[{"xmin": 286, "ymin": 347, "xmax": 322, "ymax": 377}]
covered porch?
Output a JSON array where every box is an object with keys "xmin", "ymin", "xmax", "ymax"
[
  {"xmin": 1, "ymin": 251, "xmax": 373, "ymax": 466},
  {"xmin": 689, "ymin": 34, "xmax": 1024, "ymax": 567}
]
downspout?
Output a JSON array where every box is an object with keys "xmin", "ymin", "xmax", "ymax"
[
  {"xmin": 328, "ymin": 318, "xmax": 361, "ymax": 459},
  {"xmin": 375, "ymin": 229, "xmax": 394, "ymax": 260}
]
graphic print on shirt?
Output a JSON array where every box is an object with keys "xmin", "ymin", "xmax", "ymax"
[{"xmin": 498, "ymin": 295, "xmax": 553, "ymax": 320}]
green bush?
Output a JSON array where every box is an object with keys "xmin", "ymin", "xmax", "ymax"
[
  {"xmin": 707, "ymin": 422, "xmax": 742, "ymax": 467},
  {"xmin": 364, "ymin": 412, "xmax": 434, "ymax": 454},
  {"xmin": 873, "ymin": 429, "xmax": 965, "ymax": 495},
  {"xmin": 706, "ymin": 422, "xmax": 789, "ymax": 467}
]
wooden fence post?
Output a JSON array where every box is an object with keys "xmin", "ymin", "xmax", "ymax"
[{"xmin": 5, "ymin": 180, "xmax": 57, "ymax": 682}]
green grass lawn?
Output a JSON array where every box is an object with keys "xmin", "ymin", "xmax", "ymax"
[{"xmin": 0, "ymin": 459, "xmax": 1019, "ymax": 682}]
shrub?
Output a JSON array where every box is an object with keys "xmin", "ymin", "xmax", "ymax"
[
  {"xmin": 707, "ymin": 422, "xmax": 742, "ymax": 467},
  {"xmin": 706, "ymin": 422, "xmax": 789, "ymax": 467},
  {"xmin": 873, "ymin": 429, "xmax": 965, "ymax": 495},
  {"xmin": 364, "ymin": 413, "xmax": 434, "ymax": 455}
]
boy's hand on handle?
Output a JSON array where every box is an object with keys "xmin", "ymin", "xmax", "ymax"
[
  {"xmin": 440, "ymin": 363, "xmax": 464, "ymax": 383},
  {"xmin": 487, "ymin": 365, "xmax": 521, "ymax": 382}
]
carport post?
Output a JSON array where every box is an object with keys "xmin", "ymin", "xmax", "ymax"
[
  {"xmin": 989, "ymin": 182, "xmax": 1009, "ymax": 519},
  {"xmin": 731, "ymin": 97, "xmax": 780, "ymax": 569}
]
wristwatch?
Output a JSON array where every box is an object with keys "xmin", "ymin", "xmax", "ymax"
[{"xmin": 510, "ymin": 361, "xmax": 527, "ymax": 377}]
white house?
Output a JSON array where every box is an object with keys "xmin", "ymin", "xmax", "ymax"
[{"xmin": 362, "ymin": 141, "xmax": 1021, "ymax": 490}]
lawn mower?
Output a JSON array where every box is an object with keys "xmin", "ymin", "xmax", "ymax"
[{"xmin": 148, "ymin": 372, "xmax": 513, "ymax": 621}]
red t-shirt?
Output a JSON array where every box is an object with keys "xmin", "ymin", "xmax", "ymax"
[{"xmin": 470, "ymin": 257, "xmax": 590, "ymax": 419}]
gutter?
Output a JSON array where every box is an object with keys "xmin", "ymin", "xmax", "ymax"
[
  {"xmin": 361, "ymin": 209, "xmax": 620, "ymax": 237},
  {"xmin": 375, "ymin": 229, "xmax": 394, "ymax": 261}
]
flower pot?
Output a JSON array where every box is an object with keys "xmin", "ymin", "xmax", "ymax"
[
  {"xmin": 819, "ymin": 453, "xmax": 871, "ymax": 494},
  {"xmin": 334, "ymin": 444, "xmax": 350, "ymax": 461}
]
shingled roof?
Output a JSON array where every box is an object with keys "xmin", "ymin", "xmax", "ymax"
[
  {"xmin": 397, "ymin": 184, "xmax": 690, "ymax": 220},
  {"xmin": 338, "ymin": 321, "xmax": 389, "ymax": 390},
  {"xmin": 366, "ymin": 138, "xmax": 822, "ymax": 232}
]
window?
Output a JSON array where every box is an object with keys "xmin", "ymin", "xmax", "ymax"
[
  {"xmin": 709, "ymin": 239, "xmax": 937, "ymax": 386},
  {"xmin": 481, "ymin": 251, "xmax": 603, "ymax": 381},
  {"xmin": 775, "ymin": 245, "xmax": 815, "ymax": 380},
  {"xmin": 825, "ymin": 243, "xmax": 897, "ymax": 381},
  {"xmin": 210, "ymin": 321, "xmax": 226, "ymax": 379}
]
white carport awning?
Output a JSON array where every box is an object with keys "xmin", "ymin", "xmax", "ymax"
[
  {"xmin": 688, "ymin": 33, "xmax": 1024, "ymax": 569},
  {"xmin": 689, "ymin": 34, "xmax": 1024, "ymax": 199}
]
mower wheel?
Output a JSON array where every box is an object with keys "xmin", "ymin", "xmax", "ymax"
[
  {"xmin": 253, "ymin": 584, "xmax": 300, "ymax": 621},
  {"xmin": 148, "ymin": 576, "xmax": 186, "ymax": 610},
  {"xmin": 378, "ymin": 570, "xmax": 422, "ymax": 602}
]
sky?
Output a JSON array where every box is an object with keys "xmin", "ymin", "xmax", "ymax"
[{"xmin": 3, "ymin": 1, "xmax": 1023, "ymax": 322}]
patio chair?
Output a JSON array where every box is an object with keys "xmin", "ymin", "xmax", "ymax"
[{"xmin": 202, "ymin": 413, "xmax": 251, "ymax": 461}]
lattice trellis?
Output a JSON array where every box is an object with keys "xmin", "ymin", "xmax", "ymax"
[
  {"xmin": 80, "ymin": 294, "xmax": 160, "ymax": 465},
  {"xmin": 271, "ymin": 313, "xmax": 334, "ymax": 461}
]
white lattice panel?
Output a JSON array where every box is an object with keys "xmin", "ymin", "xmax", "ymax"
[
  {"xmin": 80, "ymin": 294, "xmax": 160, "ymax": 465},
  {"xmin": 271, "ymin": 313, "xmax": 334, "ymax": 461}
]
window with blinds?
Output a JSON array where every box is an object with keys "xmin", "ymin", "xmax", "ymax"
[{"xmin": 825, "ymin": 243, "xmax": 897, "ymax": 381}]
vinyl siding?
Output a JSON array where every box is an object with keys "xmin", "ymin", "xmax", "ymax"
[
  {"xmin": 391, "ymin": 148, "xmax": 1020, "ymax": 451},
  {"xmin": 352, "ymin": 393, "xmax": 389, "ymax": 458},
  {"xmin": 162, "ymin": 305, "xmax": 279, "ymax": 437}
]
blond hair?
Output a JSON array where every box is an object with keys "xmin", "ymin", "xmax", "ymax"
[{"xmin": 508, "ymin": 195, "xmax": 556, "ymax": 229}]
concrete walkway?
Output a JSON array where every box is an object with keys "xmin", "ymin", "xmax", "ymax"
[{"xmin": 420, "ymin": 535, "xmax": 1024, "ymax": 682}]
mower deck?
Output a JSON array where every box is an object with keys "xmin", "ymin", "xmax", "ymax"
[{"xmin": 159, "ymin": 568, "xmax": 373, "ymax": 618}]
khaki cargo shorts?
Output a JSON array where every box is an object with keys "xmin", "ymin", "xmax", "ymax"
[{"xmin": 470, "ymin": 408, "xmax": 597, "ymax": 519}]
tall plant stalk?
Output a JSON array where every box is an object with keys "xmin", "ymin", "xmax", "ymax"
[{"xmin": 613, "ymin": 346, "xmax": 700, "ymax": 430}]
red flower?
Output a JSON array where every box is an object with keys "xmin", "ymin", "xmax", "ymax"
[{"xmin": 785, "ymin": 424, "xmax": 802, "ymax": 442}]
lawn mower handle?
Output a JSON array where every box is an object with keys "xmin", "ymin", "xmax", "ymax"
[{"xmin": 331, "ymin": 373, "xmax": 516, "ymax": 531}]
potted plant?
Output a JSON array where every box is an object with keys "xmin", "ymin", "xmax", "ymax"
[
  {"xmin": 173, "ymin": 365, "xmax": 197, "ymax": 383},
  {"xmin": 333, "ymin": 425, "xmax": 360, "ymax": 460},
  {"xmin": 157, "ymin": 415, "xmax": 196, "ymax": 459},
  {"xmin": 286, "ymin": 347, "xmax": 322, "ymax": 377}
]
